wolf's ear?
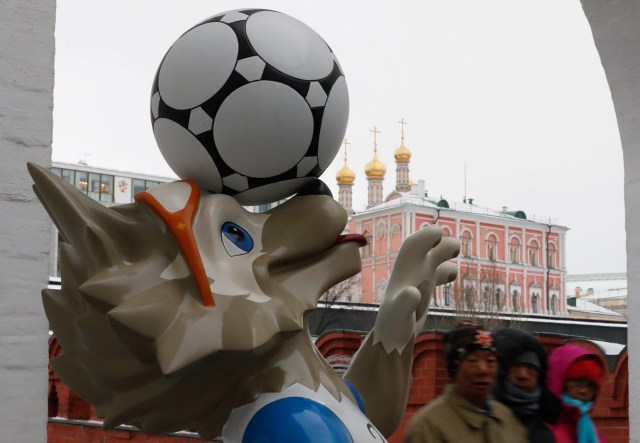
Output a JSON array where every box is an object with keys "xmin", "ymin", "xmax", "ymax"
[
  {"xmin": 28, "ymin": 162, "xmax": 133, "ymax": 269},
  {"xmin": 27, "ymin": 163, "xmax": 181, "ymax": 272}
]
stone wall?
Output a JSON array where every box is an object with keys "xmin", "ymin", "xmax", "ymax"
[
  {"xmin": 579, "ymin": 1, "xmax": 640, "ymax": 439},
  {"xmin": 0, "ymin": 1, "xmax": 56, "ymax": 442}
]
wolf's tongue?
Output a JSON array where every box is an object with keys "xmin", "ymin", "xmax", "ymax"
[{"xmin": 333, "ymin": 234, "xmax": 367, "ymax": 247}]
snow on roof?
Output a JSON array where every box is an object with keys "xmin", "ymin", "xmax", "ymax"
[
  {"xmin": 581, "ymin": 288, "xmax": 627, "ymax": 301},
  {"xmin": 362, "ymin": 192, "xmax": 565, "ymax": 227},
  {"xmin": 587, "ymin": 339, "xmax": 626, "ymax": 356},
  {"xmin": 569, "ymin": 298, "xmax": 623, "ymax": 317},
  {"xmin": 567, "ymin": 273, "xmax": 627, "ymax": 300}
]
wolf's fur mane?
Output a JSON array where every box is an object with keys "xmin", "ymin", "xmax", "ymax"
[{"xmin": 31, "ymin": 164, "xmax": 348, "ymax": 438}]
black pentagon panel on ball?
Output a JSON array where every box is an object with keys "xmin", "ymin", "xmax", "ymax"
[
  {"xmin": 193, "ymin": 131, "xmax": 235, "ymax": 178},
  {"xmin": 306, "ymin": 107, "xmax": 326, "ymax": 158},
  {"xmin": 226, "ymin": 21, "xmax": 259, "ymax": 61},
  {"xmin": 245, "ymin": 167, "xmax": 300, "ymax": 190},
  {"xmin": 238, "ymin": 9, "xmax": 270, "ymax": 17},
  {"xmin": 198, "ymin": 71, "xmax": 250, "ymax": 123},
  {"xmin": 309, "ymin": 164, "xmax": 324, "ymax": 177},
  {"xmin": 261, "ymin": 65, "xmax": 312, "ymax": 98},
  {"xmin": 319, "ymin": 63, "xmax": 346, "ymax": 95},
  {"xmin": 157, "ymin": 102, "xmax": 190, "ymax": 129}
]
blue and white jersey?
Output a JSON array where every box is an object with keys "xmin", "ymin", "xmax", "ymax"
[{"xmin": 222, "ymin": 383, "xmax": 387, "ymax": 443}]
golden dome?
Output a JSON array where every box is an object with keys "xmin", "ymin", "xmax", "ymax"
[
  {"xmin": 336, "ymin": 162, "xmax": 356, "ymax": 185},
  {"xmin": 336, "ymin": 138, "xmax": 356, "ymax": 185},
  {"xmin": 365, "ymin": 152, "xmax": 386, "ymax": 179},
  {"xmin": 394, "ymin": 140, "xmax": 411, "ymax": 162},
  {"xmin": 365, "ymin": 126, "xmax": 386, "ymax": 179}
]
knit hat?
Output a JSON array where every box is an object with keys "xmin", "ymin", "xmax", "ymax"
[
  {"xmin": 515, "ymin": 350, "xmax": 541, "ymax": 371},
  {"xmin": 445, "ymin": 325, "xmax": 497, "ymax": 378},
  {"xmin": 565, "ymin": 356, "xmax": 603, "ymax": 386}
]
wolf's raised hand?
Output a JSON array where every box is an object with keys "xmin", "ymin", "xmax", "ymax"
[{"xmin": 372, "ymin": 225, "xmax": 459, "ymax": 353}]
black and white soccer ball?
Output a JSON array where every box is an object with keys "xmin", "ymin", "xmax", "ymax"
[{"xmin": 150, "ymin": 9, "xmax": 349, "ymax": 205}]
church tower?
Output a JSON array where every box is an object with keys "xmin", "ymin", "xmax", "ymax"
[
  {"xmin": 394, "ymin": 118, "xmax": 412, "ymax": 192},
  {"xmin": 365, "ymin": 126, "xmax": 386, "ymax": 208},
  {"xmin": 335, "ymin": 139, "xmax": 356, "ymax": 214}
]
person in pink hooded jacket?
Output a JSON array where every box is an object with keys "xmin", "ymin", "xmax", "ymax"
[{"xmin": 546, "ymin": 344, "xmax": 606, "ymax": 443}]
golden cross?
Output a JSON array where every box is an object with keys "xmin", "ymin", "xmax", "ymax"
[
  {"xmin": 370, "ymin": 126, "xmax": 381, "ymax": 153},
  {"xmin": 342, "ymin": 138, "xmax": 351, "ymax": 163},
  {"xmin": 398, "ymin": 118, "xmax": 408, "ymax": 142}
]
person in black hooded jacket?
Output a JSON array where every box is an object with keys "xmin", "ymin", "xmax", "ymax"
[{"xmin": 493, "ymin": 328, "xmax": 561, "ymax": 443}]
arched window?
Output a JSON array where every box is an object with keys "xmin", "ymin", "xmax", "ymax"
[
  {"xmin": 362, "ymin": 231, "xmax": 372, "ymax": 257},
  {"xmin": 495, "ymin": 287, "xmax": 503, "ymax": 311},
  {"xmin": 512, "ymin": 289, "xmax": 519, "ymax": 312},
  {"xmin": 390, "ymin": 224, "xmax": 403, "ymax": 252},
  {"xmin": 547, "ymin": 243, "xmax": 557, "ymax": 268},
  {"xmin": 528, "ymin": 240, "xmax": 540, "ymax": 266},
  {"xmin": 531, "ymin": 292, "xmax": 539, "ymax": 313},
  {"xmin": 550, "ymin": 294, "xmax": 558, "ymax": 315},
  {"xmin": 483, "ymin": 286, "xmax": 491, "ymax": 310},
  {"xmin": 376, "ymin": 220, "xmax": 387, "ymax": 235},
  {"xmin": 486, "ymin": 234, "xmax": 498, "ymax": 261},
  {"xmin": 464, "ymin": 285, "xmax": 475, "ymax": 309},
  {"xmin": 443, "ymin": 284, "xmax": 452, "ymax": 306},
  {"xmin": 509, "ymin": 237, "xmax": 521, "ymax": 264},
  {"xmin": 460, "ymin": 230, "xmax": 473, "ymax": 257}
]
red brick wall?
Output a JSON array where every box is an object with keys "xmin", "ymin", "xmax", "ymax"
[
  {"xmin": 48, "ymin": 332, "xmax": 628, "ymax": 442},
  {"xmin": 47, "ymin": 422, "xmax": 202, "ymax": 442},
  {"xmin": 316, "ymin": 331, "xmax": 628, "ymax": 443}
]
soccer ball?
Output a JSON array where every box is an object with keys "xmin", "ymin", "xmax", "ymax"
[{"xmin": 150, "ymin": 9, "xmax": 349, "ymax": 205}]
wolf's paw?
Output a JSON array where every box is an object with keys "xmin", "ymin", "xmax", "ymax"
[{"xmin": 373, "ymin": 225, "xmax": 459, "ymax": 353}]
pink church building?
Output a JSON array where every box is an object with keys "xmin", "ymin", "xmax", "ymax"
[{"xmin": 335, "ymin": 122, "xmax": 568, "ymax": 316}]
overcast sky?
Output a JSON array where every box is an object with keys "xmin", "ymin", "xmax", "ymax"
[{"xmin": 52, "ymin": 0, "xmax": 625, "ymax": 276}]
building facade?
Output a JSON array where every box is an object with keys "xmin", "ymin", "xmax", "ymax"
[
  {"xmin": 568, "ymin": 273, "xmax": 628, "ymax": 317},
  {"xmin": 336, "ymin": 127, "xmax": 569, "ymax": 316},
  {"xmin": 50, "ymin": 161, "xmax": 172, "ymax": 207}
]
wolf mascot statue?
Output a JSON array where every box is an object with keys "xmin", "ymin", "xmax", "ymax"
[{"xmin": 30, "ymin": 163, "xmax": 459, "ymax": 441}]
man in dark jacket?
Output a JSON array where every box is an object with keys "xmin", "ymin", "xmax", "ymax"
[{"xmin": 493, "ymin": 328, "xmax": 560, "ymax": 443}]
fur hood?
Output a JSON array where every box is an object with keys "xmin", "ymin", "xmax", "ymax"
[{"xmin": 546, "ymin": 344, "xmax": 604, "ymax": 398}]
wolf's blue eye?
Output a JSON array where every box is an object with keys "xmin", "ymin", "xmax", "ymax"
[{"xmin": 221, "ymin": 222, "xmax": 254, "ymax": 256}]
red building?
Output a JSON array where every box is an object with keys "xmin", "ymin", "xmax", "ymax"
[{"xmin": 337, "ymin": 126, "xmax": 568, "ymax": 317}]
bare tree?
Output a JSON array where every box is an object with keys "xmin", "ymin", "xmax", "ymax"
[
  {"xmin": 319, "ymin": 275, "xmax": 359, "ymax": 305},
  {"xmin": 314, "ymin": 275, "xmax": 360, "ymax": 335},
  {"xmin": 432, "ymin": 260, "xmax": 523, "ymax": 331}
]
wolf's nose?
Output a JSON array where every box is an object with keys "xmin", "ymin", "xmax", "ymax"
[{"xmin": 296, "ymin": 179, "xmax": 333, "ymax": 198}]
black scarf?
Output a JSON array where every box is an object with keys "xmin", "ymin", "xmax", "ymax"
[{"xmin": 501, "ymin": 382, "xmax": 540, "ymax": 417}]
